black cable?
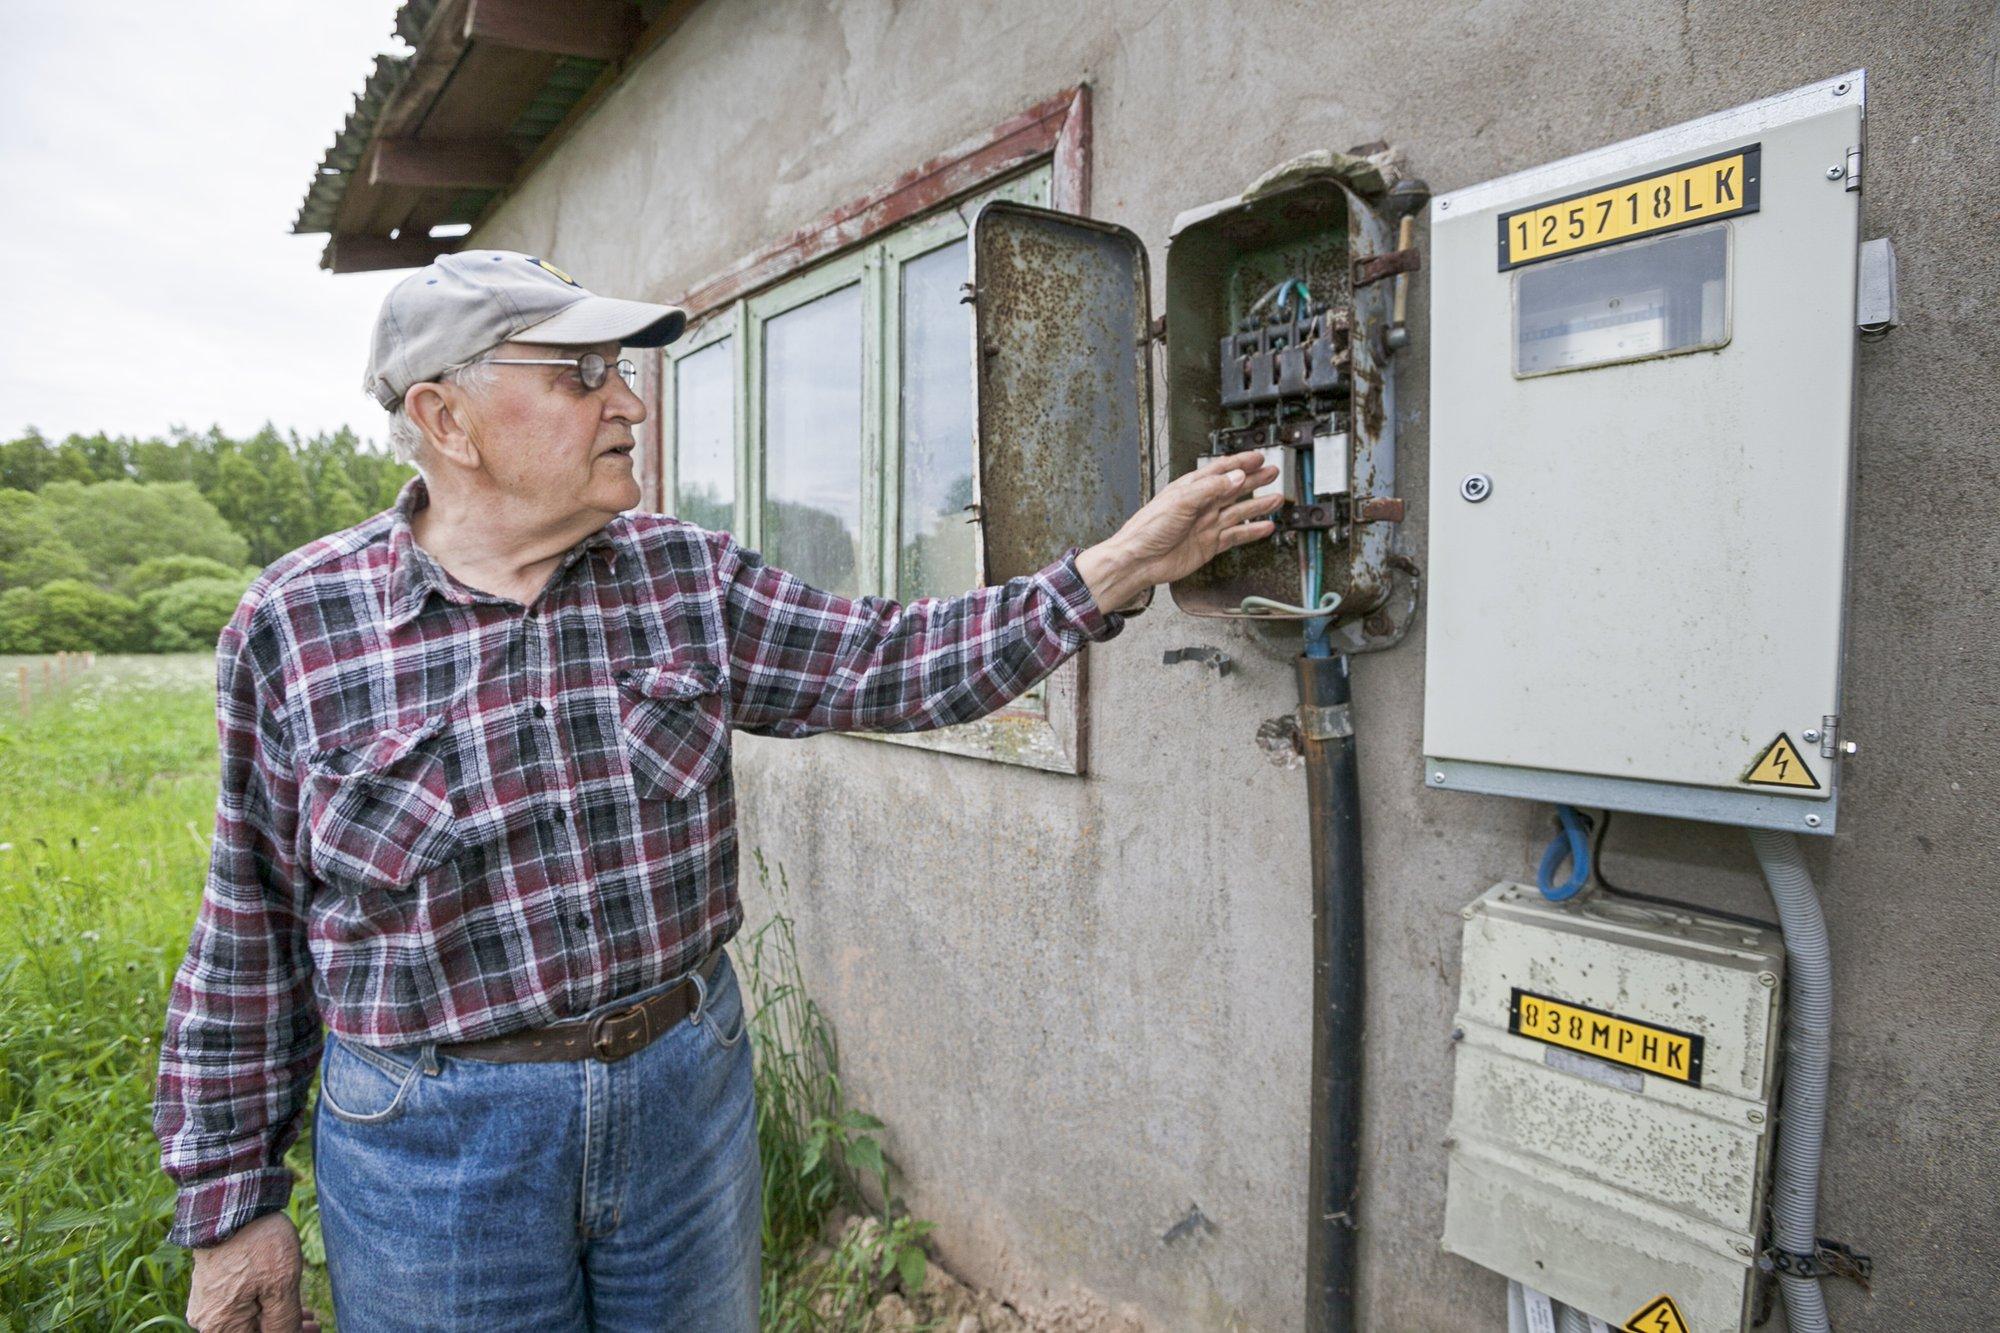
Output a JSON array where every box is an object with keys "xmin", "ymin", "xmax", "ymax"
[{"xmin": 1590, "ymin": 809, "xmax": 1779, "ymax": 931}]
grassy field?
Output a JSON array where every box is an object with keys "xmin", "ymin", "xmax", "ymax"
[{"xmin": 0, "ymin": 655, "xmax": 928, "ymax": 1331}]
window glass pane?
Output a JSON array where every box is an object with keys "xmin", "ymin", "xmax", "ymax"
[
  {"xmin": 674, "ymin": 339, "xmax": 733, "ymax": 529},
  {"xmin": 763, "ymin": 284, "xmax": 864, "ymax": 596},
  {"xmin": 899, "ymin": 239, "xmax": 976, "ymax": 600},
  {"xmin": 1514, "ymin": 223, "xmax": 1729, "ymax": 377}
]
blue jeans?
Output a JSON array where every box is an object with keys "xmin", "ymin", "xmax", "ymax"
[{"xmin": 312, "ymin": 953, "xmax": 761, "ymax": 1331}]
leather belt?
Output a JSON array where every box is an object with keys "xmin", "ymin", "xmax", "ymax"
[{"xmin": 436, "ymin": 949, "xmax": 725, "ymax": 1065}]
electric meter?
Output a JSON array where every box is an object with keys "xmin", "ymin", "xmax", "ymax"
[
  {"xmin": 1445, "ymin": 882, "xmax": 1786, "ymax": 1332},
  {"xmin": 1422, "ymin": 72, "xmax": 1867, "ymax": 833}
]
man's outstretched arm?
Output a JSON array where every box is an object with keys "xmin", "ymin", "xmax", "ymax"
[{"xmin": 715, "ymin": 449, "xmax": 1282, "ymax": 738}]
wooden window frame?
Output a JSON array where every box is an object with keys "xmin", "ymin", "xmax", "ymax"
[{"xmin": 648, "ymin": 87, "xmax": 1097, "ymax": 774}]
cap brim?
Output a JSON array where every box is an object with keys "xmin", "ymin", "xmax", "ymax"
[{"xmin": 515, "ymin": 295, "xmax": 688, "ymax": 349}]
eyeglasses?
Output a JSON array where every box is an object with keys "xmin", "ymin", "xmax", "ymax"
[{"xmin": 477, "ymin": 352, "xmax": 638, "ymax": 392}]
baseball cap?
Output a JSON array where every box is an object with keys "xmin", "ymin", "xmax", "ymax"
[{"xmin": 364, "ymin": 250, "xmax": 687, "ymax": 409}]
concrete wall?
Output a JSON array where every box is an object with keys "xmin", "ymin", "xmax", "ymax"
[{"xmin": 472, "ymin": 3, "xmax": 2000, "ymax": 1327}]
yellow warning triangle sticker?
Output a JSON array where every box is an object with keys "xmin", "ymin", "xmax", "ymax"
[
  {"xmin": 1624, "ymin": 1293, "xmax": 1692, "ymax": 1333},
  {"xmin": 1744, "ymin": 733, "xmax": 1820, "ymax": 789}
]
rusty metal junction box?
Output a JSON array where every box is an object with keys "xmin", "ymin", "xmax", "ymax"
[{"xmin": 965, "ymin": 152, "xmax": 1421, "ymax": 643}]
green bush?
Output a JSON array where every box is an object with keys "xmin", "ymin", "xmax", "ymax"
[
  {"xmin": 139, "ymin": 577, "xmax": 250, "ymax": 653},
  {"xmin": 0, "ymin": 587, "xmax": 46, "ymax": 653},
  {"xmin": 0, "ymin": 489, "xmax": 89, "ymax": 593},
  {"xmin": 39, "ymin": 481, "xmax": 247, "ymax": 589},
  {"xmin": 120, "ymin": 556, "xmax": 250, "ymax": 601},
  {"xmin": 0, "ymin": 580, "xmax": 146, "ymax": 654}
]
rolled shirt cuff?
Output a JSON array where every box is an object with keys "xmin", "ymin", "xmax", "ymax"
[
  {"xmin": 1043, "ymin": 546, "xmax": 1128, "ymax": 644},
  {"xmin": 168, "ymin": 1165, "xmax": 294, "ymax": 1249}
]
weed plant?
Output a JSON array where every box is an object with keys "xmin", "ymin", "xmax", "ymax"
[{"xmin": 741, "ymin": 853, "xmax": 934, "ymax": 1329}]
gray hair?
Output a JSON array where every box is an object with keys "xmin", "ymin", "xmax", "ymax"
[{"xmin": 384, "ymin": 358, "xmax": 500, "ymax": 466}]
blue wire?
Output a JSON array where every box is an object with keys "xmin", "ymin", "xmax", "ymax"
[{"xmin": 1537, "ymin": 804, "xmax": 1593, "ymax": 901}]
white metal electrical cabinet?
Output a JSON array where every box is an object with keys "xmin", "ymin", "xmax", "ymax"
[
  {"xmin": 1422, "ymin": 72, "xmax": 1868, "ymax": 833},
  {"xmin": 1443, "ymin": 883, "xmax": 1786, "ymax": 1331}
]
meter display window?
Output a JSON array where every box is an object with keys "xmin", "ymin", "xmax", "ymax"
[{"xmin": 1513, "ymin": 223, "xmax": 1730, "ymax": 377}]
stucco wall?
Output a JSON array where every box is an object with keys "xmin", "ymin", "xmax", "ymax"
[{"xmin": 471, "ymin": 2, "xmax": 2000, "ymax": 1327}]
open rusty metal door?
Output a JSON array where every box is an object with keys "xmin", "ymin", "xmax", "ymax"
[{"xmin": 967, "ymin": 201, "xmax": 1156, "ymax": 611}]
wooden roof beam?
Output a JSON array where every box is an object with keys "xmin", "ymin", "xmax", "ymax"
[
  {"xmin": 369, "ymin": 138, "xmax": 521, "ymax": 189},
  {"xmin": 464, "ymin": 0, "xmax": 639, "ymax": 61},
  {"xmin": 323, "ymin": 234, "xmax": 463, "ymax": 274}
]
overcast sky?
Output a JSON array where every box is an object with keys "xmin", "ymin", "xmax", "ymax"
[{"xmin": 0, "ymin": 2, "xmax": 411, "ymax": 446}]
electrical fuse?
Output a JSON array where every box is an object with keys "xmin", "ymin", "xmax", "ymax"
[
  {"xmin": 1254, "ymin": 444, "xmax": 1297, "ymax": 503},
  {"xmin": 1312, "ymin": 431, "xmax": 1350, "ymax": 497}
]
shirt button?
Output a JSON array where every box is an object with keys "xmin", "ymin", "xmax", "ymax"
[
  {"xmin": 549, "ymin": 805, "xmax": 568, "ymax": 824},
  {"xmin": 532, "ymin": 702, "xmax": 548, "ymax": 718},
  {"xmin": 574, "ymin": 915, "xmax": 590, "ymax": 932}
]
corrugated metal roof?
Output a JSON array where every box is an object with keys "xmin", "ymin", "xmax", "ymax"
[
  {"xmin": 291, "ymin": 0, "xmax": 608, "ymax": 239},
  {"xmin": 393, "ymin": 0, "xmax": 443, "ymax": 47},
  {"xmin": 293, "ymin": 49, "xmax": 414, "ymax": 234}
]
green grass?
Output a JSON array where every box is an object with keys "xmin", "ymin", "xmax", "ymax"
[{"xmin": 0, "ymin": 655, "xmax": 928, "ymax": 1331}]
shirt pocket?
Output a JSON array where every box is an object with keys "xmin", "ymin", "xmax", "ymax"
[
  {"xmin": 614, "ymin": 660, "xmax": 731, "ymax": 802},
  {"xmin": 302, "ymin": 714, "xmax": 462, "ymax": 894}
]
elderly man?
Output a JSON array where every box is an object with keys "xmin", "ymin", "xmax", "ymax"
[{"xmin": 154, "ymin": 250, "xmax": 1281, "ymax": 1331}]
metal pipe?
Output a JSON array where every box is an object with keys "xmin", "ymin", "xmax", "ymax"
[
  {"xmin": 1297, "ymin": 651, "xmax": 1362, "ymax": 1333},
  {"xmin": 1749, "ymin": 829, "xmax": 1834, "ymax": 1333}
]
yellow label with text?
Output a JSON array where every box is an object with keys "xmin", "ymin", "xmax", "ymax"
[
  {"xmin": 1509, "ymin": 989, "xmax": 1705, "ymax": 1086},
  {"xmin": 1499, "ymin": 145, "xmax": 1760, "ymax": 269}
]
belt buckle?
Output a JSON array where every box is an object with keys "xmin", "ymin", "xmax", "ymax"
[{"xmin": 587, "ymin": 1002, "xmax": 651, "ymax": 1063}]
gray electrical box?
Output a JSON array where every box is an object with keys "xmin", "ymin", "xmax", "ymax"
[
  {"xmin": 1444, "ymin": 883, "xmax": 1786, "ymax": 1332},
  {"xmin": 1422, "ymin": 72, "xmax": 1867, "ymax": 834}
]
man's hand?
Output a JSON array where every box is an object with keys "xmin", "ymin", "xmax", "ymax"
[
  {"xmin": 1076, "ymin": 449, "xmax": 1284, "ymax": 612},
  {"xmin": 187, "ymin": 1211, "xmax": 320, "ymax": 1333}
]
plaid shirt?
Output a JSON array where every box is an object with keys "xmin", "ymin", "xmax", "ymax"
[{"xmin": 154, "ymin": 475, "xmax": 1121, "ymax": 1248}]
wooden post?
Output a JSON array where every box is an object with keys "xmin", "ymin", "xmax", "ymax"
[
  {"xmin": 42, "ymin": 660, "xmax": 53, "ymax": 689},
  {"xmin": 16, "ymin": 665, "xmax": 27, "ymax": 715}
]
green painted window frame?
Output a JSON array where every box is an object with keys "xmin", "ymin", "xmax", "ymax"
[{"xmin": 662, "ymin": 164, "xmax": 1093, "ymax": 773}]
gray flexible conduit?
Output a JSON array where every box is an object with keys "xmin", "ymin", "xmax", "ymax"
[
  {"xmin": 1555, "ymin": 1300, "xmax": 1592, "ymax": 1333},
  {"xmin": 1750, "ymin": 829, "xmax": 1833, "ymax": 1333}
]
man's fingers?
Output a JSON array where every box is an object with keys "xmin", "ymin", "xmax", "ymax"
[
  {"xmin": 1220, "ymin": 493, "xmax": 1285, "ymax": 527},
  {"xmin": 1195, "ymin": 464, "xmax": 1274, "ymax": 505},
  {"xmin": 1199, "ymin": 448, "xmax": 1270, "ymax": 477},
  {"xmin": 256, "ymin": 1276, "xmax": 304, "ymax": 1333},
  {"xmin": 196, "ymin": 1305, "xmax": 262, "ymax": 1333},
  {"xmin": 1221, "ymin": 518, "xmax": 1277, "ymax": 548}
]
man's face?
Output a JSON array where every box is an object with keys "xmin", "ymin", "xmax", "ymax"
[{"xmin": 456, "ymin": 338, "xmax": 646, "ymax": 522}]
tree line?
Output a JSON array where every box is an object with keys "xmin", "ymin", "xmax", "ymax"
[{"xmin": 0, "ymin": 425, "xmax": 411, "ymax": 654}]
